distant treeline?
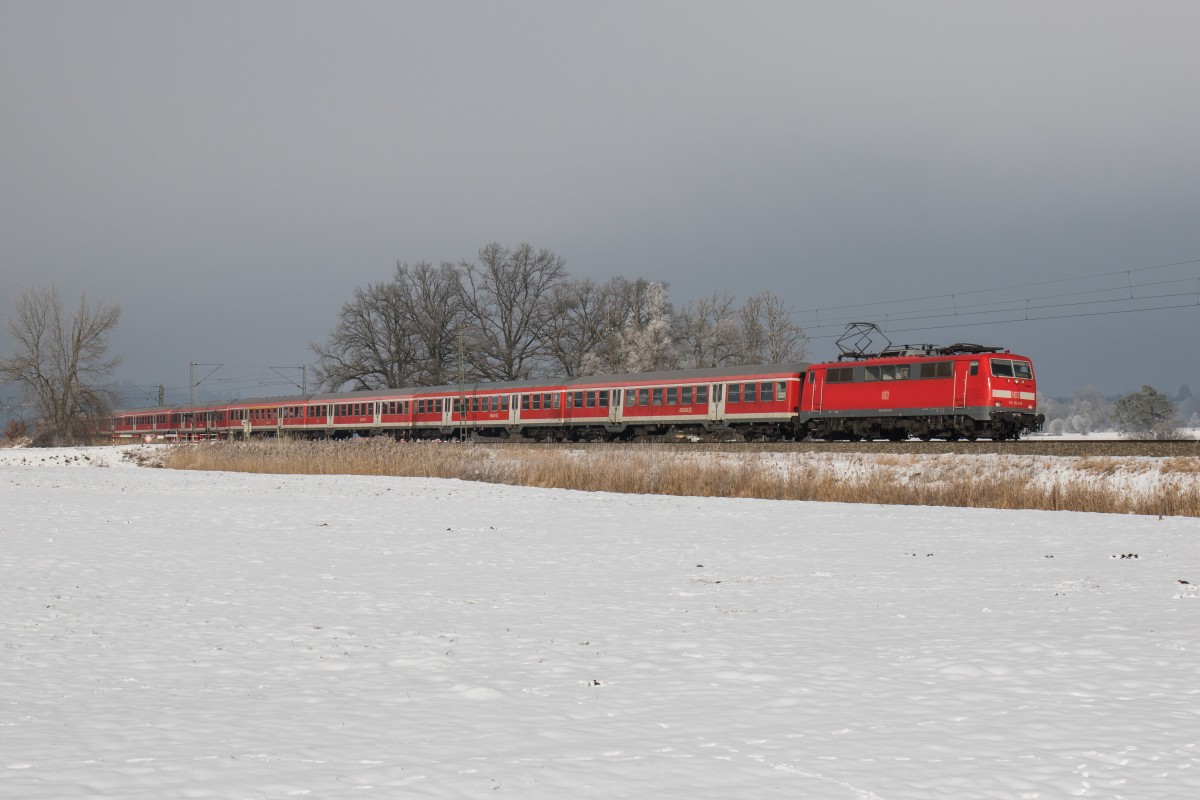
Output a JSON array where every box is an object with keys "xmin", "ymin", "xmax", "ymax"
[{"xmin": 310, "ymin": 242, "xmax": 809, "ymax": 391}]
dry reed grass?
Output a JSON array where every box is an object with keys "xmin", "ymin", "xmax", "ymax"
[{"xmin": 163, "ymin": 439, "xmax": 1200, "ymax": 517}]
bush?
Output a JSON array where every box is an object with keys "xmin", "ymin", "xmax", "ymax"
[
  {"xmin": 4, "ymin": 418, "xmax": 27, "ymax": 441},
  {"xmin": 1114, "ymin": 385, "xmax": 1183, "ymax": 440}
]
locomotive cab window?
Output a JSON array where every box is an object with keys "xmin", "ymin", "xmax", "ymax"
[{"xmin": 990, "ymin": 358, "xmax": 1032, "ymax": 379}]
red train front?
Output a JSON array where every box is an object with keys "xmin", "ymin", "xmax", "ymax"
[{"xmin": 799, "ymin": 324, "xmax": 1042, "ymax": 440}]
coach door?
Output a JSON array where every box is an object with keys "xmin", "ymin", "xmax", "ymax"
[
  {"xmin": 708, "ymin": 383, "xmax": 725, "ymax": 422},
  {"xmin": 609, "ymin": 389, "xmax": 621, "ymax": 424},
  {"xmin": 442, "ymin": 397, "xmax": 454, "ymax": 427}
]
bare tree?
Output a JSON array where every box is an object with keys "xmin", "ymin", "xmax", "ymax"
[
  {"xmin": 311, "ymin": 280, "xmax": 419, "ymax": 391},
  {"xmin": 0, "ymin": 285, "xmax": 121, "ymax": 444},
  {"xmin": 312, "ymin": 261, "xmax": 469, "ymax": 391},
  {"xmin": 544, "ymin": 278, "xmax": 612, "ymax": 377},
  {"xmin": 676, "ymin": 290, "xmax": 741, "ymax": 368},
  {"xmin": 739, "ymin": 290, "xmax": 808, "ymax": 363},
  {"xmin": 457, "ymin": 242, "xmax": 567, "ymax": 381},
  {"xmin": 396, "ymin": 261, "xmax": 465, "ymax": 386}
]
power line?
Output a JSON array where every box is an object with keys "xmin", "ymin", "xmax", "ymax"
[{"xmin": 797, "ymin": 256, "xmax": 1200, "ymax": 341}]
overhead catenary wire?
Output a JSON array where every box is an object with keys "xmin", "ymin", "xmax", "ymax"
[{"xmin": 796, "ymin": 256, "xmax": 1200, "ymax": 342}]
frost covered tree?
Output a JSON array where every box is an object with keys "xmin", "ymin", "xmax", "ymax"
[
  {"xmin": 0, "ymin": 284, "xmax": 121, "ymax": 444},
  {"xmin": 614, "ymin": 280, "xmax": 676, "ymax": 373},
  {"xmin": 1114, "ymin": 385, "xmax": 1183, "ymax": 439}
]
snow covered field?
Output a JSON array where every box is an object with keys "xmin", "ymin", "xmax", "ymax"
[{"xmin": 3, "ymin": 447, "xmax": 1199, "ymax": 799}]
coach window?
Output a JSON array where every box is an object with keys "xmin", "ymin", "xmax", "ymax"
[
  {"xmin": 521, "ymin": 394, "xmax": 530, "ymax": 411},
  {"xmin": 666, "ymin": 387, "xmax": 677, "ymax": 405},
  {"xmin": 625, "ymin": 389, "xmax": 637, "ymax": 406},
  {"xmin": 728, "ymin": 383, "xmax": 741, "ymax": 403},
  {"xmin": 777, "ymin": 381, "xmax": 787, "ymax": 399},
  {"xmin": 698, "ymin": 385, "xmax": 710, "ymax": 404},
  {"xmin": 599, "ymin": 391, "xmax": 609, "ymax": 408},
  {"xmin": 745, "ymin": 383, "xmax": 758, "ymax": 403},
  {"xmin": 760, "ymin": 382, "xmax": 773, "ymax": 402},
  {"xmin": 652, "ymin": 388, "xmax": 664, "ymax": 405},
  {"xmin": 681, "ymin": 386, "xmax": 693, "ymax": 404},
  {"xmin": 573, "ymin": 391, "xmax": 583, "ymax": 408},
  {"xmin": 586, "ymin": 391, "xmax": 597, "ymax": 408},
  {"xmin": 638, "ymin": 388, "xmax": 649, "ymax": 406},
  {"xmin": 534, "ymin": 393, "xmax": 543, "ymax": 410}
]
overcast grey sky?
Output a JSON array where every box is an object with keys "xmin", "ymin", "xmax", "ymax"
[{"xmin": 2, "ymin": 1, "xmax": 1198, "ymax": 402}]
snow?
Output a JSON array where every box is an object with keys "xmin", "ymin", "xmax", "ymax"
[{"xmin": 3, "ymin": 446, "xmax": 1199, "ymax": 798}]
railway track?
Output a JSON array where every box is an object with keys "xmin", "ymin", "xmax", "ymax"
[{"xmin": 485, "ymin": 438, "xmax": 1200, "ymax": 458}]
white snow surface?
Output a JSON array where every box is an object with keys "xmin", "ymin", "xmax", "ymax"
[{"xmin": 3, "ymin": 447, "xmax": 1199, "ymax": 799}]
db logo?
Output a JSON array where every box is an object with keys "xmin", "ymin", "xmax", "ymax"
[{"xmin": 881, "ymin": 390, "xmax": 890, "ymax": 401}]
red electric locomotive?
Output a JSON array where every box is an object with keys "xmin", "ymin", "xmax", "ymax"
[{"xmin": 800, "ymin": 323, "xmax": 1041, "ymax": 441}]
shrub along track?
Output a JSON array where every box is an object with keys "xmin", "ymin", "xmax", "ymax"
[
  {"xmin": 486, "ymin": 438, "xmax": 1200, "ymax": 459},
  {"xmin": 165, "ymin": 437, "xmax": 1200, "ymax": 517}
]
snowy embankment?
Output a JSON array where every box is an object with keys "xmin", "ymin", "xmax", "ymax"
[{"xmin": 3, "ymin": 446, "xmax": 1199, "ymax": 799}]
